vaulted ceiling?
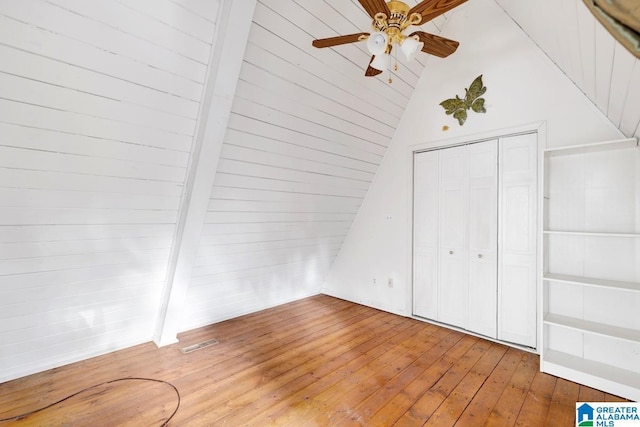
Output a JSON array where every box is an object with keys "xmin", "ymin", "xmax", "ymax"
[
  {"xmin": 180, "ymin": 0, "xmax": 456, "ymax": 329},
  {"xmin": 364, "ymin": 1, "xmax": 638, "ymax": 140},
  {"xmin": 1, "ymin": 0, "xmax": 638, "ymax": 382},
  {"xmin": 183, "ymin": 0, "xmax": 640, "ymax": 329},
  {"xmin": 253, "ymin": 0, "xmax": 640, "ymax": 141},
  {"xmin": 496, "ymin": 0, "xmax": 640, "ymax": 141}
]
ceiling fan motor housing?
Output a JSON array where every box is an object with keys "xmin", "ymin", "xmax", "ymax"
[{"xmin": 373, "ymin": 1, "xmax": 422, "ymax": 45}]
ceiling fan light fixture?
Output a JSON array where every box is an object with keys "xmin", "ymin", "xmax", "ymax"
[
  {"xmin": 401, "ymin": 36, "xmax": 424, "ymax": 61},
  {"xmin": 366, "ymin": 31, "xmax": 389, "ymax": 55},
  {"xmin": 370, "ymin": 53, "xmax": 390, "ymax": 71}
]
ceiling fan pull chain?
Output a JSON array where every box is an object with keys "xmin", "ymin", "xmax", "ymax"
[{"xmin": 394, "ymin": 44, "xmax": 399, "ymax": 72}]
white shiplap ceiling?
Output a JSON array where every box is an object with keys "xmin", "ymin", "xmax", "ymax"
[
  {"xmin": 496, "ymin": 0, "xmax": 640, "ymax": 140},
  {"xmin": 180, "ymin": 0, "xmax": 457, "ymax": 329}
]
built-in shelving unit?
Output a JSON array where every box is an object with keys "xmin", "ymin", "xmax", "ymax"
[{"xmin": 541, "ymin": 137, "xmax": 640, "ymax": 401}]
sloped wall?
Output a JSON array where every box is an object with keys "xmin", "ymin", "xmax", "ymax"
[
  {"xmin": 177, "ymin": 0, "xmax": 435, "ymax": 331},
  {"xmin": 0, "ymin": 0, "xmax": 220, "ymax": 382},
  {"xmin": 0, "ymin": 0, "xmax": 443, "ymax": 381},
  {"xmin": 322, "ymin": 0, "xmax": 623, "ymax": 315}
]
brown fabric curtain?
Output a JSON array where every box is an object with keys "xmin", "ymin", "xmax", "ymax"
[{"xmin": 584, "ymin": 0, "xmax": 640, "ymax": 58}]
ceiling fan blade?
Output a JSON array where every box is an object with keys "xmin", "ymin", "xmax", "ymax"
[
  {"xmin": 408, "ymin": 0, "xmax": 469, "ymax": 25},
  {"xmin": 410, "ymin": 31, "xmax": 460, "ymax": 57},
  {"xmin": 357, "ymin": 0, "xmax": 391, "ymax": 19},
  {"xmin": 312, "ymin": 32, "xmax": 369, "ymax": 48},
  {"xmin": 365, "ymin": 55, "xmax": 383, "ymax": 76}
]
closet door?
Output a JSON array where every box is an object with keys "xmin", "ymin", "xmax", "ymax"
[
  {"xmin": 498, "ymin": 134, "xmax": 538, "ymax": 347},
  {"xmin": 413, "ymin": 150, "xmax": 439, "ymax": 319},
  {"xmin": 467, "ymin": 140, "xmax": 498, "ymax": 338},
  {"xmin": 438, "ymin": 145, "xmax": 469, "ymax": 329},
  {"xmin": 413, "ymin": 136, "xmax": 537, "ymax": 348}
]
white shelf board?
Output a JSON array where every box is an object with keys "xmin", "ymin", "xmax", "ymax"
[
  {"xmin": 541, "ymin": 349, "xmax": 640, "ymax": 401},
  {"xmin": 544, "ymin": 313, "xmax": 640, "ymax": 343},
  {"xmin": 544, "ymin": 138, "xmax": 638, "ymax": 157},
  {"xmin": 543, "ymin": 230, "xmax": 640, "ymax": 237},
  {"xmin": 544, "ymin": 273, "xmax": 640, "ymax": 292}
]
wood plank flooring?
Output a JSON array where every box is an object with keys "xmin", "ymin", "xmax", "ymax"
[{"xmin": 0, "ymin": 295, "xmax": 628, "ymax": 426}]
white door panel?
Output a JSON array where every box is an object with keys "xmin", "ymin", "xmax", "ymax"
[
  {"xmin": 467, "ymin": 140, "xmax": 498, "ymax": 338},
  {"xmin": 440, "ymin": 188, "xmax": 467, "ymax": 248},
  {"xmin": 498, "ymin": 134, "xmax": 538, "ymax": 348},
  {"xmin": 413, "ymin": 151, "xmax": 439, "ymax": 319},
  {"xmin": 439, "ymin": 146, "xmax": 468, "ymax": 250},
  {"xmin": 438, "ymin": 247, "xmax": 467, "ymax": 327},
  {"xmin": 414, "ymin": 249, "xmax": 438, "ymax": 319},
  {"xmin": 468, "ymin": 251, "xmax": 497, "ymax": 337},
  {"xmin": 500, "ymin": 256, "xmax": 536, "ymax": 346},
  {"xmin": 502, "ymin": 184, "xmax": 535, "ymax": 252},
  {"xmin": 438, "ymin": 146, "xmax": 468, "ymax": 329}
]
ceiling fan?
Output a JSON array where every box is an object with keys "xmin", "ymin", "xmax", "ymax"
[{"xmin": 312, "ymin": 0, "xmax": 468, "ymax": 77}]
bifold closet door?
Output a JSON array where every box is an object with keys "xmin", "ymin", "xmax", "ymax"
[
  {"xmin": 413, "ymin": 150, "xmax": 439, "ymax": 320},
  {"xmin": 438, "ymin": 145, "xmax": 470, "ymax": 329},
  {"xmin": 413, "ymin": 140, "xmax": 498, "ymax": 335},
  {"xmin": 498, "ymin": 134, "xmax": 538, "ymax": 348},
  {"xmin": 414, "ymin": 136, "xmax": 537, "ymax": 347},
  {"xmin": 467, "ymin": 140, "xmax": 498, "ymax": 338}
]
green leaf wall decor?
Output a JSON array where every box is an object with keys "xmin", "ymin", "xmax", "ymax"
[{"xmin": 440, "ymin": 75, "xmax": 487, "ymax": 126}]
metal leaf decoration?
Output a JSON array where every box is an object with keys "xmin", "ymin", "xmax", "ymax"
[{"xmin": 440, "ymin": 75, "xmax": 487, "ymax": 126}]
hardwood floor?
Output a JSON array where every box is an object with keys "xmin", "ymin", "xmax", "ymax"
[{"xmin": 0, "ymin": 295, "xmax": 628, "ymax": 426}]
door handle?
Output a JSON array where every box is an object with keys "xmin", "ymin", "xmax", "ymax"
[
  {"xmin": 449, "ymin": 250, "xmax": 454, "ymax": 255},
  {"xmin": 478, "ymin": 254, "xmax": 483, "ymax": 258}
]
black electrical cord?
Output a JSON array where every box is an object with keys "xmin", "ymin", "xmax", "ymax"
[{"xmin": 0, "ymin": 377, "xmax": 180, "ymax": 426}]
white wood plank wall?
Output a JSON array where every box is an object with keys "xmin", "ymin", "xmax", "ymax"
[
  {"xmin": 179, "ymin": 0, "xmax": 441, "ymax": 330},
  {"xmin": 496, "ymin": 0, "xmax": 640, "ymax": 141},
  {"xmin": 0, "ymin": 0, "xmax": 453, "ymax": 378},
  {"xmin": 0, "ymin": 0, "xmax": 219, "ymax": 382}
]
